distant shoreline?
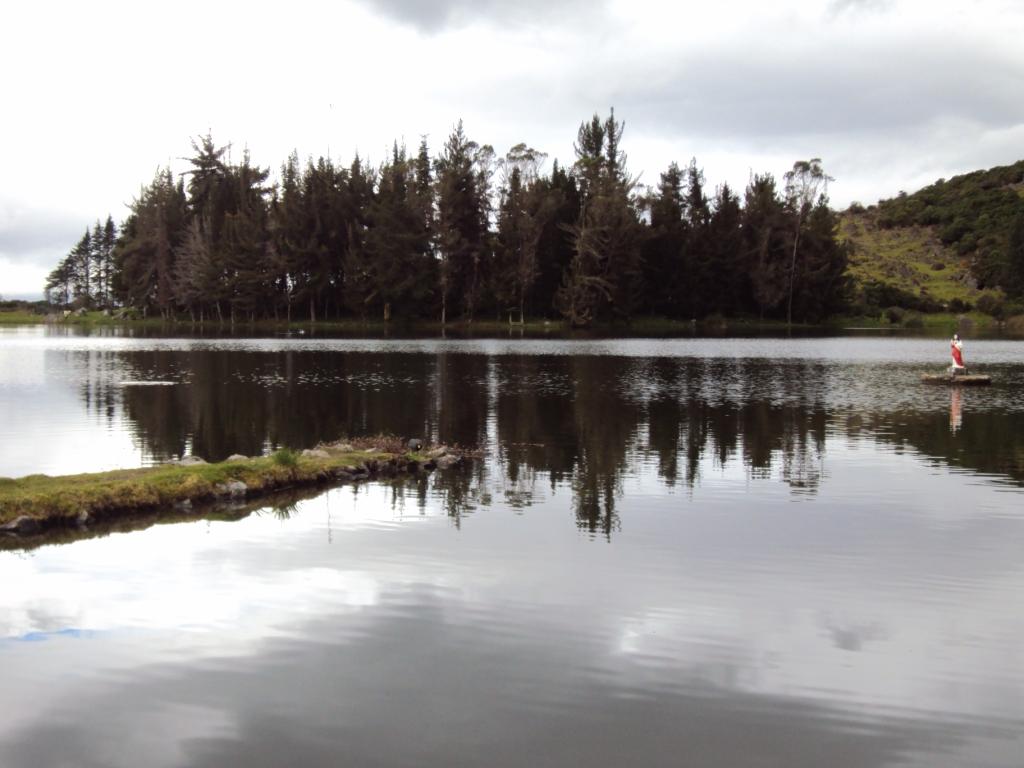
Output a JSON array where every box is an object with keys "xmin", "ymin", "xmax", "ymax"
[{"xmin": 1, "ymin": 308, "xmax": 1019, "ymax": 337}]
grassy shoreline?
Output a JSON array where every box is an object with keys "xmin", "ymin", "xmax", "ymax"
[{"xmin": 0, "ymin": 442, "xmax": 449, "ymax": 533}]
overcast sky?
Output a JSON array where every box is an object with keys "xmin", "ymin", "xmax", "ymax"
[{"xmin": 2, "ymin": 0, "xmax": 1022, "ymax": 298}]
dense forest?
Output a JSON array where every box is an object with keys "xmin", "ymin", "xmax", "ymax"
[{"xmin": 46, "ymin": 112, "xmax": 851, "ymax": 326}]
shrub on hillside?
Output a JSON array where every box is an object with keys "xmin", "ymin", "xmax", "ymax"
[
  {"xmin": 1005, "ymin": 315, "xmax": 1024, "ymax": 336},
  {"xmin": 902, "ymin": 312, "xmax": 924, "ymax": 329},
  {"xmin": 884, "ymin": 306, "xmax": 906, "ymax": 324},
  {"xmin": 862, "ymin": 281, "xmax": 942, "ymax": 315},
  {"xmin": 976, "ymin": 293, "xmax": 1005, "ymax": 318}
]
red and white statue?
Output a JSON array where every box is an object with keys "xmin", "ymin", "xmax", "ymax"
[{"xmin": 950, "ymin": 333, "xmax": 966, "ymax": 372}]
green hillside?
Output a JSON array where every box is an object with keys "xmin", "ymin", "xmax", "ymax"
[{"xmin": 840, "ymin": 159, "xmax": 1024, "ymax": 318}]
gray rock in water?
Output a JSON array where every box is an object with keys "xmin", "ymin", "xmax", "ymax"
[
  {"xmin": 174, "ymin": 499, "xmax": 193, "ymax": 511},
  {"xmin": 179, "ymin": 455, "xmax": 207, "ymax": 466},
  {"xmin": 435, "ymin": 454, "xmax": 460, "ymax": 470},
  {"xmin": 226, "ymin": 454, "xmax": 249, "ymax": 462},
  {"xmin": 0, "ymin": 516, "xmax": 40, "ymax": 535},
  {"xmin": 301, "ymin": 448, "xmax": 330, "ymax": 459},
  {"xmin": 407, "ymin": 438, "xmax": 423, "ymax": 451},
  {"xmin": 215, "ymin": 480, "xmax": 248, "ymax": 498},
  {"xmin": 76, "ymin": 510, "xmax": 90, "ymax": 527}
]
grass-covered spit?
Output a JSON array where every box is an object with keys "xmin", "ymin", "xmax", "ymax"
[{"xmin": 0, "ymin": 436, "xmax": 448, "ymax": 531}]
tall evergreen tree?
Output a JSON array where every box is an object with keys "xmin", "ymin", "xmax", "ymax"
[
  {"xmin": 435, "ymin": 121, "xmax": 489, "ymax": 323},
  {"xmin": 413, "ymin": 136, "xmax": 435, "ymax": 243},
  {"xmin": 643, "ymin": 162, "xmax": 686, "ymax": 316},
  {"xmin": 44, "ymin": 257, "xmax": 74, "ymax": 307},
  {"xmin": 495, "ymin": 166, "xmax": 557, "ymax": 323},
  {"xmin": 557, "ymin": 110, "xmax": 643, "ymax": 325},
  {"xmin": 682, "ymin": 159, "xmax": 711, "ymax": 318},
  {"xmin": 87, "ymin": 216, "xmax": 118, "ymax": 309},
  {"xmin": 221, "ymin": 149, "xmax": 272, "ymax": 322},
  {"xmin": 174, "ymin": 219, "xmax": 218, "ymax": 321},
  {"xmin": 270, "ymin": 150, "xmax": 310, "ymax": 321},
  {"xmin": 532, "ymin": 161, "xmax": 580, "ymax": 317},
  {"xmin": 493, "ymin": 144, "xmax": 554, "ymax": 322},
  {"xmin": 345, "ymin": 143, "xmax": 433, "ymax": 320},
  {"xmin": 114, "ymin": 169, "xmax": 187, "ymax": 317},
  {"xmin": 742, "ymin": 173, "xmax": 788, "ymax": 318},
  {"xmin": 70, "ymin": 229, "xmax": 92, "ymax": 306},
  {"xmin": 708, "ymin": 182, "xmax": 744, "ymax": 316},
  {"xmin": 179, "ymin": 134, "xmax": 232, "ymax": 319}
]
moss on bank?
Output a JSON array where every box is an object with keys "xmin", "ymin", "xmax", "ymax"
[{"xmin": 0, "ymin": 444, "xmax": 435, "ymax": 529}]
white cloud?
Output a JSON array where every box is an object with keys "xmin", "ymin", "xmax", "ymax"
[{"xmin": 0, "ymin": 0, "xmax": 1021, "ymax": 295}]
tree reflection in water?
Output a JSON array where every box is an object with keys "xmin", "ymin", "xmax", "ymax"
[{"xmin": 69, "ymin": 347, "xmax": 1024, "ymax": 534}]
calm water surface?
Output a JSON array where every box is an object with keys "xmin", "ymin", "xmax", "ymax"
[{"xmin": 1, "ymin": 325, "xmax": 1023, "ymax": 767}]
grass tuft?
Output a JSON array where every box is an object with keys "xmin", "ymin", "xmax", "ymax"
[{"xmin": 271, "ymin": 448, "xmax": 299, "ymax": 468}]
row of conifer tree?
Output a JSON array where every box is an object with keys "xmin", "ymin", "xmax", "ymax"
[{"xmin": 45, "ymin": 111, "xmax": 850, "ymax": 325}]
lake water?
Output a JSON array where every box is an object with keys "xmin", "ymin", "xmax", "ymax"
[{"xmin": 1, "ymin": 325, "xmax": 1023, "ymax": 767}]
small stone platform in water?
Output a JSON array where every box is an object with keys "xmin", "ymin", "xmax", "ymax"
[{"xmin": 921, "ymin": 373, "xmax": 992, "ymax": 385}]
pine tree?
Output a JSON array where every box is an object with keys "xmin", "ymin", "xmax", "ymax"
[
  {"xmin": 743, "ymin": 174, "xmax": 788, "ymax": 318},
  {"xmin": 70, "ymin": 230, "xmax": 92, "ymax": 307},
  {"xmin": 557, "ymin": 110, "xmax": 642, "ymax": 325},
  {"xmin": 494, "ymin": 144, "xmax": 553, "ymax": 322},
  {"xmin": 708, "ymin": 182, "xmax": 744, "ymax": 316},
  {"xmin": 87, "ymin": 216, "xmax": 118, "ymax": 309},
  {"xmin": 44, "ymin": 257, "xmax": 74, "ymax": 307},
  {"xmin": 435, "ymin": 121, "xmax": 488, "ymax": 323},
  {"xmin": 680, "ymin": 159, "xmax": 712, "ymax": 318},
  {"xmin": 114, "ymin": 170, "xmax": 187, "ymax": 317},
  {"xmin": 89, "ymin": 221, "xmax": 104, "ymax": 307},
  {"xmin": 643, "ymin": 162, "xmax": 686, "ymax": 316},
  {"xmin": 221, "ymin": 150, "xmax": 272, "ymax": 322},
  {"xmin": 174, "ymin": 219, "xmax": 218, "ymax": 321},
  {"xmin": 346, "ymin": 143, "xmax": 435, "ymax": 320},
  {"xmin": 178, "ymin": 135, "xmax": 234, "ymax": 319},
  {"xmin": 413, "ymin": 136, "xmax": 435, "ymax": 249},
  {"xmin": 270, "ymin": 151, "xmax": 308, "ymax": 321},
  {"xmin": 532, "ymin": 161, "xmax": 580, "ymax": 317}
]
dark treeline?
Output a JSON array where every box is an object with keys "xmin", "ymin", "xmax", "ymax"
[{"xmin": 46, "ymin": 112, "xmax": 850, "ymax": 326}]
